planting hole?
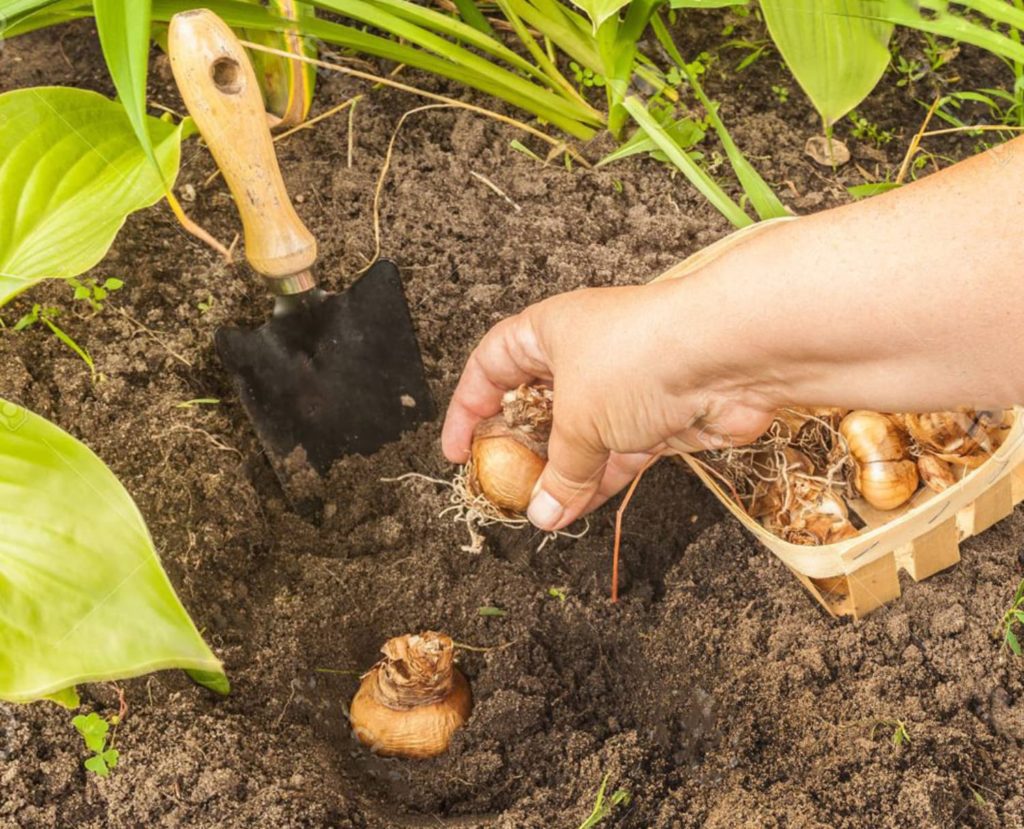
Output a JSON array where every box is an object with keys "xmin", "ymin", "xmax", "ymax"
[{"xmin": 211, "ymin": 58, "xmax": 241, "ymax": 93}]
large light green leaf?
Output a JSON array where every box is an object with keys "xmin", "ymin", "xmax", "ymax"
[
  {"xmin": 760, "ymin": 0, "xmax": 894, "ymax": 127},
  {"xmin": 0, "ymin": 87, "xmax": 185, "ymax": 305},
  {"xmin": 0, "ymin": 400, "xmax": 228, "ymax": 705}
]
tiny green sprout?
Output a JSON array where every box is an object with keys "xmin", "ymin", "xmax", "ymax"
[
  {"xmin": 478, "ymin": 606, "xmax": 507, "ymax": 617},
  {"xmin": 174, "ymin": 398, "xmax": 221, "ymax": 409},
  {"xmin": 611, "ymin": 179, "xmax": 624, "ymax": 194},
  {"xmin": 578, "ymin": 773, "xmax": 631, "ymax": 829},
  {"xmin": 847, "ymin": 111, "xmax": 896, "ymax": 147},
  {"xmin": 894, "ymin": 54, "xmax": 926, "ymax": 87},
  {"xmin": 15, "ymin": 304, "xmax": 96, "ymax": 379},
  {"xmin": 871, "ymin": 718, "xmax": 910, "ymax": 749},
  {"xmin": 771, "ymin": 84, "xmax": 789, "ymax": 104},
  {"xmin": 999, "ymin": 578, "xmax": 1024, "ymax": 655},
  {"xmin": 510, "ymin": 139, "xmax": 543, "ymax": 163},
  {"xmin": 547, "ymin": 586, "xmax": 568, "ymax": 602},
  {"xmin": 68, "ymin": 276, "xmax": 124, "ymax": 313},
  {"xmin": 197, "ymin": 295, "xmax": 215, "ymax": 314},
  {"xmin": 72, "ymin": 712, "xmax": 120, "ymax": 778}
]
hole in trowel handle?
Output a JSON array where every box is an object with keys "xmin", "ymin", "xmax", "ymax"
[{"xmin": 211, "ymin": 57, "xmax": 242, "ymax": 94}]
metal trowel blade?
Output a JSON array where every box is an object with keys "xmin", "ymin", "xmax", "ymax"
[{"xmin": 215, "ymin": 259, "xmax": 435, "ymax": 475}]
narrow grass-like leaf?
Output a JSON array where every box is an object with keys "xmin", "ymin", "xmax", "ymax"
[
  {"xmin": 244, "ymin": 0, "xmax": 318, "ymax": 127},
  {"xmin": 0, "ymin": 400, "xmax": 228, "ymax": 704},
  {"xmin": 450, "ymin": 0, "xmax": 495, "ymax": 35},
  {"xmin": 623, "ymin": 96, "xmax": 752, "ymax": 227},
  {"xmin": 864, "ymin": 0, "xmax": 1024, "ymax": 65},
  {"xmin": 0, "ymin": 87, "xmax": 185, "ymax": 305},
  {"xmin": 760, "ymin": 0, "xmax": 893, "ymax": 128},
  {"xmin": 651, "ymin": 13, "xmax": 788, "ymax": 220},
  {"xmin": 94, "ymin": 0, "xmax": 158, "ymax": 168},
  {"xmin": 847, "ymin": 181, "xmax": 901, "ymax": 199},
  {"xmin": 149, "ymin": 0, "xmax": 601, "ymax": 137},
  {"xmin": 670, "ymin": 0, "xmax": 748, "ymax": 6}
]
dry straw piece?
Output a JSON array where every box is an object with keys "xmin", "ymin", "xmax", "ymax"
[{"xmin": 349, "ymin": 631, "xmax": 472, "ymax": 759}]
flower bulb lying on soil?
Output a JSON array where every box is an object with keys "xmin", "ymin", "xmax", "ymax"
[
  {"xmin": 469, "ymin": 385, "xmax": 552, "ymax": 514},
  {"xmin": 349, "ymin": 631, "xmax": 472, "ymax": 759}
]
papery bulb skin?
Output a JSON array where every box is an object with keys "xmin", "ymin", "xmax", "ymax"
[
  {"xmin": 470, "ymin": 420, "xmax": 546, "ymax": 513},
  {"xmin": 918, "ymin": 454, "xmax": 957, "ymax": 493},
  {"xmin": 841, "ymin": 411, "xmax": 919, "ymax": 510},
  {"xmin": 468, "ymin": 385, "xmax": 552, "ymax": 514},
  {"xmin": 349, "ymin": 632, "xmax": 472, "ymax": 759}
]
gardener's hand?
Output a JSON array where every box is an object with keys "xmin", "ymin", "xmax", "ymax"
[{"xmin": 441, "ymin": 282, "xmax": 779, "ymax": 531}]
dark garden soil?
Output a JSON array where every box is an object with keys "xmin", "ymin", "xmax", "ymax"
[{"xmin": 2, "ymin": 13, "xmax": 1024, "ymax": 829}]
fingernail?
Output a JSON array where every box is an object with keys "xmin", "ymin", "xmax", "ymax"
[{"xmin": 528, "ymin": 489, "xmax": 564, "ymax": 531}]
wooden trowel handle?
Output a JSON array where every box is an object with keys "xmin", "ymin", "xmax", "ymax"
[{"xmin": 169, "ymin": 9, "xmax": 317, "ymax": 294}]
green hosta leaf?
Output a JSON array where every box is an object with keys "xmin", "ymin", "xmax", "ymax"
[
  {"xmin": 760, "ymin": 0, "xmax": 893, "ymax": 127},
  {"xmin": 0, "ymin": 87, "xmax": 185, "ymax": 305},
  {"xmin": 0, "ymin": 400, "xmax": 228, "ymax": 704},
  {"xmin": 569, "ymin": 0, "xmax": 631, "ymax": 32}
]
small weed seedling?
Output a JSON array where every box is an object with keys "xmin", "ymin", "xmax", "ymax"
[
  {"xmin": 478, "ymin": 606, "xmax": 507, "ymax": 618},
  {"xmin": 893, "ymin": 53, "xmax": 927, "ymax": 88},
  {"xmin": 72, "ymin": 712, "xmax": 120, "ymax": 778},
  {"xmin": 14, "ymin": 305, "xmax": 96, "ymax": 379},
  {"xmin": 547, "ymin": 586, "xmax": 568, "ymax": 602},
  {"xmin": 568, "ymin": 61, "xmax": 605, "ymax": 92},
  {"xmin": 999, "ymin": 578, "xmax": 1024, "ymax": 655},
  {"xmin": 871, "ymin": 718, "xmax": 910, "ymax": 749},
  {"xmin": 848, "ymin": 111, "xmax": 896, "ymax": 146},
  {"xmin": 922, "ymin": 33, "xmax": 960, "ymax": 72},
  {"xmin": 68, "ymin": 276, "xmax": 124, "ymax": 313},
  {"xmin": 578, "ymin": 773, "xmax": 631, "ymax": 829},
  {"xmin": 771, "ymin": 84, "xmax": 790, "ymax": 104}
]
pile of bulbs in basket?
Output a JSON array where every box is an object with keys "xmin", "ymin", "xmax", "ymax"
[
  {"xmin": 697, "ymin": 406, "xmax": 1011, "ymax": 545},
  {"xmin": 464, "ymin": 385, "xmax": 1011, "ymax": 547}
]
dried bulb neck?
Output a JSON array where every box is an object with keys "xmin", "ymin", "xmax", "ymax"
[
  {"xmin": 370, "ymin": 632, "xmax": 457, "ymax": 710},
  {"xmin": 500, "ymin": 385, "xmax": 553, "ymax": 444}
]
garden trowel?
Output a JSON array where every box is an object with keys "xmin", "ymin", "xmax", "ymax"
[{"xmin": 168, "ymin": 10, "xmax": 434, "ymax": 475}]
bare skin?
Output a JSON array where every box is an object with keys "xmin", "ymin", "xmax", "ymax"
[{"xmin": 441, "ymin": 136, "xmax": 1024, "ymax": 531}]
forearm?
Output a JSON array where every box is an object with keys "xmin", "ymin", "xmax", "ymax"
[{"xmin": 676, "ymin": 136, "xmax": 1024, "ymax": 413}]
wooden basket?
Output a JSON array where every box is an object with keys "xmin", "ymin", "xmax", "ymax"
[{"xmin": 652, "ymin": 220, "xmax": 1024, "ymax": 619}]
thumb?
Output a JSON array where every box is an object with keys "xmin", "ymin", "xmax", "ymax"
[{"xmin": 527, "ymin": 421, "xmax": 609, "ymax": 532}]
